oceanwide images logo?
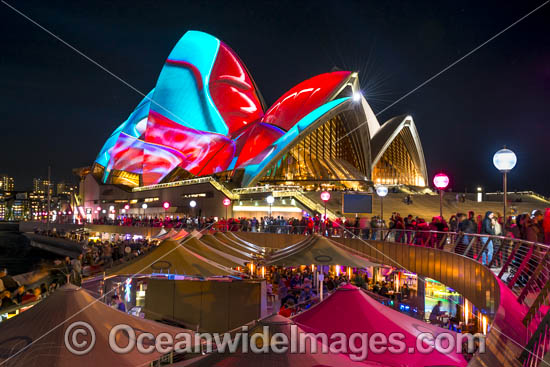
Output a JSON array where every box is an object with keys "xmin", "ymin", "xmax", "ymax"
[{"xmin": 65, "ymin": 321, "xmax": 486, "ymax": 360}]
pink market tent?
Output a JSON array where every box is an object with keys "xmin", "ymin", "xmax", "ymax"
[
  {"xmin": 156, "ymin": 228, "xmax": 178, "ymax": 240},
  {"xmin": 172, "ymin": 229, "xmax": 189, "ymax": 241},
  {"xmin": 293, "ymin": 284, "xmax": 468, "ymax": 367},
  {"xmin": 152, "ymin": 227, "xmax": 168, "ymax": 238},
  {"xmin": 0, "ymin": 284, "xmax": 195, "ymax": 367},
  {"xmin": 170, "ymin": 314, "xmax": 388, "ymax": 367}
]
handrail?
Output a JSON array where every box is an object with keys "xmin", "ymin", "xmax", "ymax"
[{"xmin": 208, "ymin": 179, "xmax": 239, "ymax": 200}]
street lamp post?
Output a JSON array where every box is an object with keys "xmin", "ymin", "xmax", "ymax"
[
  {"xmin": 141, "ymin": 203, "xmax": 148, "ymax": 218},
  {"xmin": 163, "ymin": 201, "xmax": 170, "ymax": 218},
  {"xmin": 376, "ymin": 186, "xmax": 388, "ymax": 220},
  {"xmin": 222, "ymin": 198, "xmax": 231, "ymax": 230},
  {"xmin": 189, "ymin": 200, "xmax": 196, "ymax": 217},
  {"xmin": 266, "ymin": 195, "xmax": 274, "ymax": 217},
  {"xmin": 320, "ymin": 191, "xmax": 330, "ymax": 220},
  {"xmin": 433, "ymin": 173, "xmax": 449, "ymax": 218},
  {"xmin": 493, "ymin": 147, "xmax": 517, "ymax": 217}
]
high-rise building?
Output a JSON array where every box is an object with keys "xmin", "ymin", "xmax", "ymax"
[
  {"xmin": 56, "ymin": 182, "xmax": 76, "ymax": 196},
  {"xmin": 33, "ymin": 178, "xmax": 53, "ymax": 195},
  {"xmin": 0, "ymin": 175, "xmax": 15, "ymax": 192},
  {"xmin": 0, "ymin": 192, "xmax": 6, "ymax": 220}
]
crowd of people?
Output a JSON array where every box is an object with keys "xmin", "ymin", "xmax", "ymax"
[
  {"xmin": 92, "ymin": 215, "xmax": 216, "ymax": 229},
  {"xmin": 0, "ymin": 268, "xmax": 57, "ymax": 311},
  {"xmin": 87, "ymin": 206, "xmax": 550, "ymax": 249},
  {"xmin": 270, "ymin": 267, "xmax": 413, "ymax": 319},
  {"xmin": 80, "ymin": 238, "xmax": 157, "ymax": 273}
]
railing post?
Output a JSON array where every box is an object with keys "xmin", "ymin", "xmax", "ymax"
[
  {"xmin": 488, "ymin": 237, "xmax": 506, "ymax": 268},
  {"xmin": 498, "ymin": 240, "xmax": 522, "ymax": 279},
  {"xmin": 462, "ymin": 236, "xmax": 477, "ymax": 258},
  {"xmin": 519, "ymin": 309, "xmax": 550, "ymax": 364},
  {"xmin": 476, "ymin": 236, "xmax": 491, "ymax": 263},
  {"xmin": 508, "ymin": 246, "xmax": 535, "ymax": 290},
  {"xmin": 517, "ymin": 249, "xmax": 550, "ymax": 304},
  {"xmin": 523, "ymin": 279, "xmax": 550, "ymax": 327},
  {"xmin": 437, "ymin": 233, "xmax": 448, "ymax": 249}
]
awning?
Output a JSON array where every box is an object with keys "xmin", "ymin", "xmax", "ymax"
[
  {"xmin": 213, "ymin": 232, "xmax": 263, "ymax": 256},
  {"xmin": 181, "ymin": 237, "xmax": 245, "ymax": 268},
  {"xmin": 169, "ymin": 314, "xmax": 383, "ymax": 367},
  {"xmin": 108, "ymin": 239, "xmax": 238, "ymax": 277},
  {"xmin": 200, "ymin": 234, "xmax": 254, "ymax": 261},
  {"xmin": 266, "ymin": 235, "xmax": 377, "ymax": 268},
  {"xmin": 0, "ymin": 284, "xmax": 195, "ymax": 367},
  {"xmin": 293, "ymin": 284, "xmax": 467, "ymax": 367}
]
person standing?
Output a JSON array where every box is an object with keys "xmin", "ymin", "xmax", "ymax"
[
  {"xmin": 71, "ymin": 254, "xmax": 83, "ymax": 286},
  {"xmin": 429, "ymin": 300, "xmax": 445, "ymax": 326},
  {"xmin": 481, "ymin": 212, "xmax": 495, "ymax": 266},
  {"xmin": 0, "ymin": 269, "xmax": 20, "ymax": 293},
  {"xmin": 543, "ymin": 208, "xmax": 550, "ymax": 244}
]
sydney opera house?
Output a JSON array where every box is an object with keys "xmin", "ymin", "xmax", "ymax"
[{"xmin": 79, "ymin": 31, "xmax": 428, "ymax": 219}]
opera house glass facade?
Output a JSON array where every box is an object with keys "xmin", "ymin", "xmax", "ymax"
[{"xmin": 92, "ymin": 31, "xmax": 427, "ymax": 190}]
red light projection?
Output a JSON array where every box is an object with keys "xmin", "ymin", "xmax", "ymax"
[
  {"xmin": 209, "ymin": 43, "xmax": 264, "ymax": 136},
  {"xmin": 234, "ymin": 123, "xmax": 284, "ymax": 169},
  {"xmin": 108, "ymin": 133, "xmax": 145, "ymax": 174},
  {"xmin": 144, "ymin": 111, "xmax": 235, "ymax": 177},
  {"xmin": 262, "ymin": 71, "xmax": 351, "ymax": 131}
]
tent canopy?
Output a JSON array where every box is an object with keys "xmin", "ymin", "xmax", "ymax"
[
  {"xmin": 200, "ymin": 235, "xmax": 254, "ymax": 261},
  {"xmin": 267, "ymin": 235, "xmax": 376, "ymax": 268},
  {"xmin": 213, "ymin": 232, "xmax": 264, "ymax": 256},
  {"xmin": 0, "ymin": 284, "xmax": 194, "ymax": 367},
  {"xmin": 170, "ymin": 314, "xmax": 384, "ymax": 367},
  {"xmin": 181, "ymin": 237, "xmax": 245, "ymax": 268},
  {"xmin": 108, "ymin": 239, "xmax": 237, "ymax": 277},
  {"xmin": 293, "ymin": 284, "xmax": 467, "ymax": 367}
]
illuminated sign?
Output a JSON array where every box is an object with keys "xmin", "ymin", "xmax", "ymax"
[{"xmin": 182, "ymin": 192, "xmax": 212, "ymax": 198}]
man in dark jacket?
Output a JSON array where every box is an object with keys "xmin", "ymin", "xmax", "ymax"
[
  {"xmin": 481, "ymin": 211, "xmax": 495, "ymax": 265},
  {"xmin": 0, "ymin": 269, "xmax": 20, "ymax": 293}
]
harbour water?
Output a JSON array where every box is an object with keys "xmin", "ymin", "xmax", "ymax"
[{"xmin": 0, "ymin": 222, "xmax": 62, "ymax": 276}]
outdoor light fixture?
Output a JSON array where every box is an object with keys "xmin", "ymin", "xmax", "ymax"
[
  {"xmin": 493, "ymin": 147, "xmax": 517, "ymax": 216},
  {"xmin": 320, "ymin": 191, "xmax": 330, "ymax": 220},
  {"xmin": 189, "ymin": 200, "xmax": 197, "ymax": 208},
  {"xmin": 433, "ymin": 173, "xmax": 449, "ymax": 190},
  {"xmin": 266, "ymin": 195, "xmax": 275, "ymax": 216},
  {"xmin": 222, "ymin": 198, "xmax": 231, "ymax": 222},
  {"xmin": 493, "ymin": 148, "xmax": 517, "ymax": 172},
  {"xmin": 124, "ymin": 204, "xmax": 130, "ymax": 210},
  {"xmin": 352, "ymin": 91, "xmax": 362, "ymax": 102},
  {"xmin": 477, "ymin": 187, "xmax": 483, "ymax": 203},
  {"xmin": 376, "ymin": 186, "xmax": 388, "ymax": 197},
  {"xmin": 141, "ymin": 203, "xmax": 148, "ymax": 210},
  {"xmin": 376, "ymin": 185, "xmax": 388, "ymax": 220},
  {"xmin": 163, "ymin": 201, "xmax": 170, "ymax": 210},
  {"xmin": 433, "ymin": 173, "xmax": 449, "ymax": 218}
]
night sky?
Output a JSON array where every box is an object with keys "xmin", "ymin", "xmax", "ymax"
[{"xmin": 1, "ymin": 0, "xmax": 549, "ymax": 195}]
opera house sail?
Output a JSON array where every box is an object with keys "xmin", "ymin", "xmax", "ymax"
[{"xmin": 92, "ymin": 31, "xmax": 428, "ymax": 190}]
